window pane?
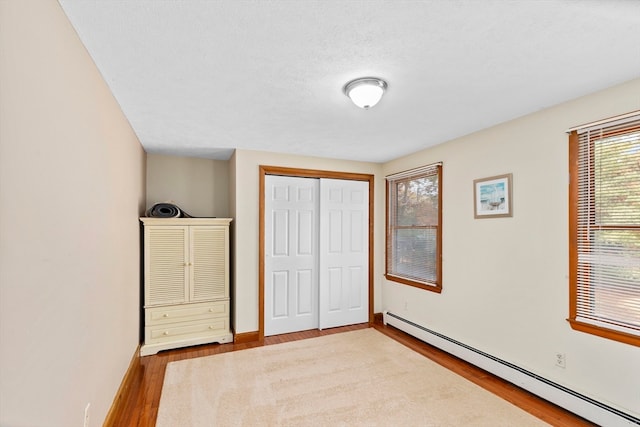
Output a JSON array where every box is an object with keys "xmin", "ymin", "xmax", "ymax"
[
  {"xmin": 393, "ymin": 227, "xmax": 437, "ymax": 282},
  {"xmin": 579, "ymin": 230, "xmax": 640, "ymax": 329},
  {"xmin": 396, "ymin": 175, "xmax": 439, "ymax": 227},
  {"xmin": 594, "ymin": 131, "xmax": 640, "ymax": 225}
]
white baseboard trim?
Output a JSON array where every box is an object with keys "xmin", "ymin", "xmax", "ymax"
[{"xmin": 383, "ymin": 311, "xmax": 639, "ymax": 427}]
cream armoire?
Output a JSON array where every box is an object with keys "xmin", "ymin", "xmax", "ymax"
[{"xmin": 140, "ymin": 217, "xmax": 233, "ymax": 356}]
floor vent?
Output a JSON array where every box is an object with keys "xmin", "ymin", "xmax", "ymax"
[{"xmin": 383, "ymin": 311, "xmax": 639, "ymax": 427}]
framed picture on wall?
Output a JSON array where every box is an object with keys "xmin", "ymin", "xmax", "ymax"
[{"xmin": 473, "ymin": 173, "xmax": 513, "ymax": 218}]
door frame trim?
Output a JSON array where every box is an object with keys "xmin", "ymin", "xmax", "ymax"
[{"xmin": 259, "ymin": 165, "xmax": 375, "ymax": 340}]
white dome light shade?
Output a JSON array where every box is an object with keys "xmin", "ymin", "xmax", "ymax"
[{"xmin": 343, "ymin": 77, "xmax": 388, "ymax": 109}]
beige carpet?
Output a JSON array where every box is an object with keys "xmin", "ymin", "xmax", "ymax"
[{"xmin": 157, "ymin": 328, "xmax": 549, "ymax": 426}]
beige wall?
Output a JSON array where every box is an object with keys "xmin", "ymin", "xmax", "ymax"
[
  {"xmin": 382, "ymin": 78, "xmax": 640, "ymax": 417},
  {"xmin": 0, "ymin": 1, "xmax": 146, "ymax": 426},
  {"xmin": 146, "ymin": 153, "xmax": 229, "ymax": 218},
  {"xmin": 230, "ymin": 150, "xmax": 384, "ymax": 333}
]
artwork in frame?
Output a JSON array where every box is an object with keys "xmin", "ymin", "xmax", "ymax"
[{"xmin": 473, "ymin": 173, "xmax": 513, "ymax": 219}]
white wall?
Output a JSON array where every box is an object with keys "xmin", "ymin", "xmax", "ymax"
[
  {"xmin": 146, "ymin": 153, "xmax": 229, "ymax": 218},
  {"xmin": 230, "ymin": 150, "xmax": 384, "ymax": 333},
  {"xmin": 382, "ymin": 78, "xmax": 640, "ymax": 417},
  {"xmin": 0, "ymin": 1, "xmax": 146, "ymax": 426}
]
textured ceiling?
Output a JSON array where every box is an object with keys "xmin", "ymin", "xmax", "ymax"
[{"xmin": 59, "ymin": 0, "xmax": 640, "ymax": 163}]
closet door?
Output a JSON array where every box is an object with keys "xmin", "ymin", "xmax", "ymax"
[
  {"xmin": 264, "ymin": 176, "xmax": 320, "ymax": 336},
  {"xmin": 319, "ymin": 179, "xmax": 369, "ymax": 329},
  {"xmin": 264, "ymin": 175, "xmax": 370, "ymax": 336}
]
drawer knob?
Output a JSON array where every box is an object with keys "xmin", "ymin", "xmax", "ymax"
[
  {"xmin": 163, "ymin": 313, "xmax": 169, "ymax": 317},
  {"xmin": 209, "ymin": 326, "xmax": 214, "ymax": 329},
  {"xmin": 209, "ymin": 308, "xmax": 214, "ymax": 312},
  {"xmin": 163, "ymin": 331, "xmax": 169, "ymax": 335}
]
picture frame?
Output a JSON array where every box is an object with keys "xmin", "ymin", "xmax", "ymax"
[{"xmin": 473, "ymin": 173, "xmax": 513, "ymax": 219}]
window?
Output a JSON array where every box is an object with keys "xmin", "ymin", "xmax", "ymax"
[
  {"xmin": 569, "ymin": 111, "xmax": 640, "ymax": 346},
  {"xmin": 386, "ymin": 163, "xmax": 442, "ymax": 292}
]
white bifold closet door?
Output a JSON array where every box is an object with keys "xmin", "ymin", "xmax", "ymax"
[{"xmin": 264, "ymin": 175, "xmax": 369, "ymax": 336}]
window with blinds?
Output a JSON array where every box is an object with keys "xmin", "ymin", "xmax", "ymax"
[
  {"xmin": 569, "ymin": 111, "xmax": 640, "ymax": 346},
  {"xmin": 385, "ymin": 163, "xmax": 442, "ymax": 292}
]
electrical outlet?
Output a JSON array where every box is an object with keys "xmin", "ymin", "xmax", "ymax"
[
  {"xmin": 555, "ymin": 352, "xmax": 566, "ymax": 368},
  {"xmin": 84, "ymin": 403, "xmax": 90, "ymax": 427}
]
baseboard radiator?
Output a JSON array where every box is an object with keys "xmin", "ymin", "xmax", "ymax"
[{"xmin": 383, "ymin": 311, "xmax": 639, "ymax": 427}]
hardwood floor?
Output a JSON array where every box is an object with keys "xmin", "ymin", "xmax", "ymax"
[{"xmin": 108, "ymin": 323, "xmax": 596, "ymax": 427}]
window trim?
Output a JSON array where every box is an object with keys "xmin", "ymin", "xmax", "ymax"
[
  {"xmin": 568, "ymin": 115, "xmax": 640, "ymax": 347},
  {"xmin": 385, "ymin": 163, "xmax": 443, "ymax": 293}
]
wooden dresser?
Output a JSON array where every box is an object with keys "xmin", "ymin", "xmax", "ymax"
[{"xmin": 140, "ymin": 217, "xmax": 232, "ymax": 356}]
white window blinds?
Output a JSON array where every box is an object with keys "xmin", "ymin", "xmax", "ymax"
[{"xmin": 572, "ymin": 113, "xmax": 640, "ymax": 340}]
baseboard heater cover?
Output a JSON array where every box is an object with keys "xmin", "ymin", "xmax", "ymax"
[{"xmin": 383, "ymin": 311, "xmax": 639, "ymax": 427}]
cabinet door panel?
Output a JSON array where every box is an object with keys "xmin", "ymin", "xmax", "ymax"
[
  {"xmin": 190, "ymin": 226, "xmax": 228, "ymax": 301},
  {"xmin": 145, "ymin": 226, "xmax": 189, "ymax": 306}
]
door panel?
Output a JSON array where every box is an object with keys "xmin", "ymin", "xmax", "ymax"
[
  {"xmin": 348, "ymin": 266, "xmax": 364, "ymax": 309},
  {"xmin": 271, "ymin": 271, "xmax": 289, "ymax": 318},
  {"xmin": 272, "ymin": 210, "xmax": 289, "ymax": 256},
  {"xmin": 328, "ymin": 267, "xmax": 342, "ymax": 311},
  {"xmin": 297, "ymin": 210, "xmax": 314, "ymax": 255},
  {"xmin": 264, "ymin": 176, "xmax": 319, "ymax": 336},
  {"xmin": 350, "ymin": 211, "xmax": 364, "ymax": 252},
  {"xmin": 297, "ymin": 269, "xmax": 314, "ymax": 314},
  {"xmin": 319, "ymin": 179, "xmax": 369, "ymax": 329},
  {"xmin": 328, "ymin": 210, "xmax": 343, "ymax": 252}
]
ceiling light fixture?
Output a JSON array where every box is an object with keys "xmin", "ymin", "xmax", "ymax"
[{"xmin": 343, "ymin": 77, "xmax": 388, "ymax": 109}]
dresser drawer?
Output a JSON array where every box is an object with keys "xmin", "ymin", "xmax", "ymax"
[
  {"xmin": 145, "ymin": 300, "xmax": 228, "ymax": 325},
  {"xmin": 145, "ymin": 317, "xmax": 230, "ymax": 345}
]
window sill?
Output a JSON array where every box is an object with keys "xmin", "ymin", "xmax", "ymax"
[
  {"xmin": 385, "ymin": 274, "xmax": 442, "ymax": 294},
  {"xmin": 567, "ymin": 318, "xmax": 639, "ymax": 347}
]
